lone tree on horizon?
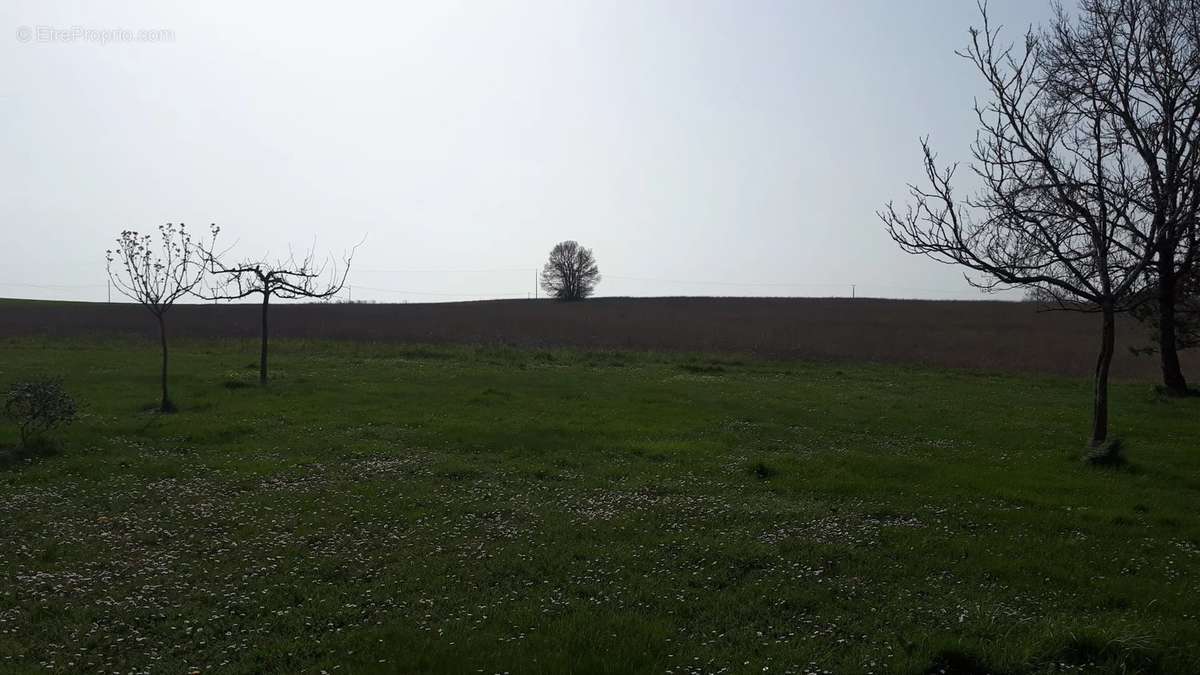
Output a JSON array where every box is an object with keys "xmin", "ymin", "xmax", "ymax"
[
  {"xmin": 540, "ymin": 240, "xmax": 600, "ymax": 301},
  {"xmin": 879, "ymin": 3, "xmax": 1167, "ymax": 452},
  {"xmin": 199, "ymin": 234, "xmax": 355, "ymax": 385},
  {"xmin": 106, "ymin": 223, "xmax": 214, "ymax": 413}
]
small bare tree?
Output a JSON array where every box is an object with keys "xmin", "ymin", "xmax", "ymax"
[
  {"xmin": 200, "ymin": 238, "xmax": 354, "ymax": 385},
  {"xmin": 879, "ymin": 4, "xmax": 1164, "ymax": 450},
  {"xmin": 106, "ymin": 223, "xmax": 213, "ymax": 412},
  {"xmin": 541, "ymin": 241, "xmax": 600, "ymax": 301}
]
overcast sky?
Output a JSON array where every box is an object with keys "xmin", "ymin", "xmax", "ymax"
[{"xmin": 1, "ymin": 0, "xmax": 1056, "ymax": 303}]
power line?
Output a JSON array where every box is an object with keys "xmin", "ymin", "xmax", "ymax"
[
  {"xmin": 350, "ymin": 284, "xmax": 527, "ymax": 298},
  {"xmin": 0, "ymin": 281, "xmax": 106, "ymax": 289},
  {"xmin": 356, "ymin": 267, "xmax": 531, "ymax": 274},
  {"xmin": 605, "ymin": 276, "xmax": 986, "ymax": 297},
  {"xmin": 0, "ymin": 272, "xmax": 990, "ymax": 303},
  {"xmin": 605, "ymin": 275, "xmax": 850, "ymax": 288},
  {"xmin": 858, "ymin": 284, "xmax": 986, "ymax": 297},
  {"xmin": 347, "ymin": 269, "xmax": 985, "ymax": 297}
]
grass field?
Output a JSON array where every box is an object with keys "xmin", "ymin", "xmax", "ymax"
[
  {"xmin": 1, "ymin": 337, "xmax": 1199, "ymax": 674},
  {"xmin": 3, "ymin": 296, "xmax": 1196, "ymax": 379}
]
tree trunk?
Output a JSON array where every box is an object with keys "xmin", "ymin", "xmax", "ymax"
[
  {"xmin": 158, "ymin": 314, "xmax": 172, "ymax": 412},
  {"xmin": 1090, "ymin": 306, "xmax": 1116, "ymax": 447},
  {"xmin": 1156, "ymin": 254, "xmax": 1189, "ymax": 396},
  {"xmin": 260, "ymin": 291, "xmax": 270, "ymax": 385}
]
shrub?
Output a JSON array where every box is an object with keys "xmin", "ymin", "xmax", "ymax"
[
  {"xmin": 3, "ymin": 378, "xmax": 77, "ymax": 448},
  {"xmin": 1084, "ymin": 439, "xmax": 1126, "ymax": 467},
  {"xmin": 751, "ymin": 460, "xmax": 777, "ymax": 480}
]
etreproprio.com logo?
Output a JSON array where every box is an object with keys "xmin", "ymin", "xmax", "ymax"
[{"xmin": 16, "ymin": 25, "xmax": 175, "ymax": 45}]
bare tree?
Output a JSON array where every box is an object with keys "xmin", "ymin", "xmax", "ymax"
[
  {"xmin": 200, "ymin": 237, "xmax": 354, "ymax": 385},
  {"xmin": 1038, "ymin": 0, "xmax": 1200, "ymax": 396},
  {"xmin": 1132, "ymin": 266, "xmax": 1200, "ymax": 358},
  {"xmin": 106, "ymin": 223, "xmax": 213, "ymax": 412},
  {"xmin": 540, "ymin": 241, "xmax": 601, "ymax": 301},
  {"xmin": 879, "ymin": 4, "xmax": 1164, "ymax": 450}
]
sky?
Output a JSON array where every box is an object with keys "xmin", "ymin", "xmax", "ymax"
[{"xmin": 1, "ymin": 0, "xmax": 1057, "ymax": 304}]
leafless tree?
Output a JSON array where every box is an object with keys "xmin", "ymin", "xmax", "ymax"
[
  {"xmin": 106, "ymin": 223, "xmax": 214, "ymax": 412},
  {"xmin": 879, "ymin": 3, "xmax": 1166, "ymax": 449},
  {"xmin": 540, "ymin": 241, "xmax": 600, "ymax": 301},
  {"xmin": 1131, "ymin": 266, "xmax": 1200, "ymax": 356},
  {"xmin": 200, "ymin": 236, "xmax": 355, "ymax": 385},
  {"xmin": 1043, "ymin": 0, "xmax": 1200, "ymax": 396}
]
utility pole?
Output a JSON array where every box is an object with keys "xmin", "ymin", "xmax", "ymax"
[
  {"xmin": 107, "ymin": 279, "xmax": 111, "ymax": 304},
  {"xmin": 851, "ymin": 284, "xmax": 856, "ymax": 299},
  {"xmin": 534, "ymin": 269, "xmax": 538, "ymax": 299}
]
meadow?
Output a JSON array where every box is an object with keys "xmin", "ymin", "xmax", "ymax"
[
  {"xmin": 1, "ymin": 336, "xmax": 1198, "ymax": 674},
  {"xmin": 3, "ymin": 296, "xmax": 1196, "ymax": 379}
]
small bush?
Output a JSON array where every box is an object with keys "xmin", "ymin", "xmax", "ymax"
[
  {"xmin": 1152, "ymin": 383, "xmax": 1200, "ymax": 398},
  {"xmin": 1084, "ymin": 439, "xmax": 1126, "ymax": 467},
  {"xmin": 751, "ymin": 460, "xmax": 777, "ymax": 480},
  {"xmin": 3, "ymin": 378, "xmax": 77, "ymax": 448}
]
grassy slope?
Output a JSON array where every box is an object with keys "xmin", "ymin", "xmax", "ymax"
[{"xmin": 0, "ymin": 338, "xmax": 1197, "ymax": 674}]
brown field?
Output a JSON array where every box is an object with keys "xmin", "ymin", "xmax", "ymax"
[{"xmin": 1, "ymin": 296, "xmax": 1191, "ymax": 379}]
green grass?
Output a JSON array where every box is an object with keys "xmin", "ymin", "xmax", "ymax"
[{"xmin": 1, "ymin": 337, "xmax": 1198, "ymax": 674}]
